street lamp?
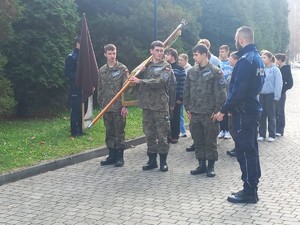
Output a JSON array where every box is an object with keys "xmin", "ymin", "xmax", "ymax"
[{"xmin": 153, "ymin": 0, "xmax": 158, "ymax": 40}]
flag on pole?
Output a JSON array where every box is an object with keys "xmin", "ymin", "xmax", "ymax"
[{"xmin": 75, "ymin": 13, "xmax": 98, "ymax": 103}]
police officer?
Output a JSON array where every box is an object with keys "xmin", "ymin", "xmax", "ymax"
[
  {"xmin": 184, "ymin": 44, "xmax": 226, "ymax": 177},
  {"xmin": 215, "ymin": 26, "xmax": 265, "ymax": 203},
  {"xmin": 129, "ymin": 40, "xmax": 176, "ymax": 172},
  {"xmin": 64, "ymin": 36, "xmax": 87, "ymax": 137},
  {"xmin": 98, "ymin": 44, "xmax": 129, "ymax": 167}
]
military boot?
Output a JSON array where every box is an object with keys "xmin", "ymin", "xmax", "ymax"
[
  {"xmin": 207, "ymin": 160, "xmax": 216, "ymax": 177},
  {"xmin": 100, "ymin": 148, "xmax": 116, "ymax": 165},
  {"xmin": 159, "ymin": 154, "xmax": 168, "ymax": 172},
  {"xmin": 186, "ymin": 143, "xmax": 195, "ymax": 152},
  {"xmin": 142, "ymin": 153, "xmax": 158, "ymax": 170},
  {"xmin": 190, "ymin": 160, "xmax": 207, "ymax": 175},
  {"xmin": 115, "ymin": 148, "xmax": 124, "ymax": 167}
]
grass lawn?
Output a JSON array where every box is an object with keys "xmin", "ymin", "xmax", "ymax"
[{"xmin": 0, "ymin": 106, "xmax": 143, "ymax": 174}]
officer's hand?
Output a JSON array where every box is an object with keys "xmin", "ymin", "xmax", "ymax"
[
  {"xmin": 187, "ymin": 111, "xmax": 191, "ymax": 120},
  {"xmin": 215, "ymin": 112, "xmax": 224, "ymax": 121},
  {"xmin": 121, "ymin": 107, "xmax": 128, "ymax": 118}
]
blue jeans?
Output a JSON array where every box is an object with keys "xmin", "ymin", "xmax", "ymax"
[{"xmin": 180, "ymin": 105, "xmax": 186, "ymax": 134}]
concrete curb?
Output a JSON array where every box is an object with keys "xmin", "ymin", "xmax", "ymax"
[{"xmin": 0, "ymin": 136, "xmax": 145, "ymax": 186}]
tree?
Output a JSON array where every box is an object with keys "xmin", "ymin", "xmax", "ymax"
[
  {"xmin": 0, "ymin": 0, "xmax": 23, "ymax": 43},
  {"xmin": 4, "ymin": 0, "xmax": 79, "ymax": 116},
  {"xmin": 198, "ymin": 0, "xmax": 290, "ymax": 54},
  {"xmin": 0, "ymin": 0, "xmax": 22, "ymax": 117}
]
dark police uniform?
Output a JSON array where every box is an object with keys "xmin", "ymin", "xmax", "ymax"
[
  {"xmin": 64, "ymin": 48, "xmax": 87, "ymax": 136},
  {"xmin": 220, "ymin": 44, "xmax": 265, "ymax": 195}
]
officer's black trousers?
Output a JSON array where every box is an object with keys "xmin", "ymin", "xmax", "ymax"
[
  {"xmin": 70, "ymin": 90, "xmax": 87, "ymax": 136},
  {"xmin": 232, "ymin": 112, "xmax": 261, "ymax": 193}
]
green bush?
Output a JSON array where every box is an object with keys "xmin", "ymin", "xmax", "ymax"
[{"xmin": 0, "ymin": 55, "xmax": 16, "ymax": 117}]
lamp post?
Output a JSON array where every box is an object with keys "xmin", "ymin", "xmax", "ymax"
[{"xmin": 153, "ymin": 0, "xmax": 158, "ymax": 40}]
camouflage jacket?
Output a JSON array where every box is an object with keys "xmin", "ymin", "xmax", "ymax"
[
  {"xmin": 184, "ymin": 63, "xmax": 227, "ymax": 114},
  {"xmin": 137, "ymin": 60, "xmax": 176, "ymax": 111},
  {"xmin": 97, "ymin": 61, "xmax": 129, "ymax": 112}
]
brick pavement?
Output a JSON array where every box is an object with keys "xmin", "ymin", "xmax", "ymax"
[{"xmin": 0, "ymin": 69, "xmax": 299, "ymax": 224}]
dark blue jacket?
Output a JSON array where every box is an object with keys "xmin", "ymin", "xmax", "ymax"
[
  {"xmin": 280, "ymin": 64, "xmax": 293, "ymax": 94},
  {"xmin": 220, "ymin": 44, "xmax": 265, "ymax": 114},
  {"xmin": 64, "ymin": 48, "xmax": 80, "ymax": 91}
]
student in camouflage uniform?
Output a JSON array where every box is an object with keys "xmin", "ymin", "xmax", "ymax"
[
  {"xmin": 97, "ymin": 44, "xmax": 129, "ymax": 167},
  {"xmin": 129, "ymin": 40, "xmax": 176, "ymax": 172},
  {"xmin": 184, "ymin": 44, "xmax": 226, "ymax": 177}
]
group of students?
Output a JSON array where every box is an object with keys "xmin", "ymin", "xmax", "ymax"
[
  {"xmin": 65, "ymin": 26, "xmax": 293, "ymax": 204},
  {"xmin": 258, "ymin": 50, "xmax": 293, "ymax": 142}
]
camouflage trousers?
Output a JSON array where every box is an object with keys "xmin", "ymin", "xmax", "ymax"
[
  {"xmin": 142, "ymin": 109, "xmax": 170, "ymax": 154},
  {"xmin": 103, "ymin": 111, "xmax": 126, "ymax": 149},
  {"xmin": 190, "ymin": 113, "xmax": 219, "ymax": 161}
]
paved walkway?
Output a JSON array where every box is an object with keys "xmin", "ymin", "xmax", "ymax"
[{"xmin": 0, "ymin": 69, "xmax": 300, "ymax": 225}]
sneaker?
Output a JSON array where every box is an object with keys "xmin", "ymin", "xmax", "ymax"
[
  {"xmin": 275, "ymin": 133, "xmax": 282, "ymax": 137},
  {"xmin": 267, "ymin": 137, "xmax": 275, "ymax": 142},
  {"xmin": 257, "ymin": 136, "xmax": 264, "ymax": 142},
  {"xmin": 218, "ymin": 131, "xmax": 225, "ymax": 139},
  {"xmin": 224, "ymin": 131, "xmax": 231, "ymax": 139},
  {"xmin": 180, "ymin": 133, "xmax": 187, "ymax": 138}
]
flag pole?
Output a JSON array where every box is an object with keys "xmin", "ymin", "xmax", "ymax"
[{"xmin": 82, "ymin": 103, "xmax": 85, "ymax": 130}]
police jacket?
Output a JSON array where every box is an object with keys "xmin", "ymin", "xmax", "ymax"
[
  {"xmin": 97, "ymin": 61, "xmax": 129, "ymax": 112},
  {"xmin": 184, "ymin": 63, "xmax": 227, "ymax": 114},
  {"xmin": 64, "ymin": 48, "xmax": 80, "ymax": 92},
  {"xmin": 220, "ymin": 44, "xmax": 265, "ymax": 115},
  {"xmin": 137, "ymin": 60, "xmax": 176, "ymax": 111}
]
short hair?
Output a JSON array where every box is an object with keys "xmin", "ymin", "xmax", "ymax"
[
  {"xmin": 275, "ymin": 53, "xmax": 287, "ymax": 63},
  {"xmin": 74, "ymin": 36, "xmax": 81, "ymax": 47},
  {"xmin": 197, "ymin": 39, "xmax": 211, "ymax": 49},
  {"xmin": 230, "ymin": 51, "xmax": 239, "ymax": 60},
  {"xmin": 262, "ymin": 50, "xmax": 275, "ymax": 63},
  {"xmin": 193, "ymin": 44, "xmax": 209, "ymax": 55},
  {"xmin": 151, "ymin": 40, "xmax": 164, "ymax": 49},
  {"xmin": 179, "ymin": 53, "xmax": 189, "ymax": 62},
  {"xmin": 260, "ymin": 49, "xmax": 268, "ymax": 55},
  {"xmin": 219, "ymin": 45, "xmax": 229, "ymax": 52},
  {"xmin": 104, "ymin": 44, "xmax": 116, "ymax": 52},
  {"xmin": 236, "ymin": 26, "xmax": 254, "ymax": 43},
  {"xmin": 165, "ymin": 48, "xmax": 178, "ymax": 61}
]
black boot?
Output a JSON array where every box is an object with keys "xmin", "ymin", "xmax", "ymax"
[
  {"xmin": 190, "ymin": 160, "xmax": 207, "ymax": 175},
  {"xmin": 159, "ymin": 154, "xmax": 168, "ymax": 172},
  {"xmin": 227, "ymin": 190, "xmax": 259, "ymax": 203},
  {"xmin": 186, "ymin": 143, "xmax": 195, "ymax": 152},
  {"xmin": 142, "ymin": 153, "xmax": 158, "ymax": 170},
  {"xmin": 100, "ymin": 148, "xmax": 116, "ymax": 165},
  {"xmin": 207, "ymin": 160, "xmax": 216, "ymax": 177},
  {"xmin": 115, "ymin": 148, "xmax": 124, "ymax": 167}
]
